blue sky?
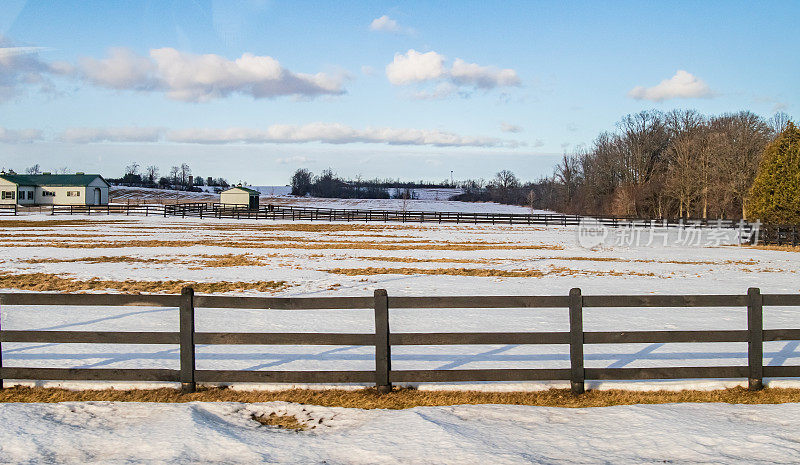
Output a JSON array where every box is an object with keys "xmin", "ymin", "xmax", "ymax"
[{"xmin": 0, "ymin": 0, "xmax": 797, "ymax": 185}]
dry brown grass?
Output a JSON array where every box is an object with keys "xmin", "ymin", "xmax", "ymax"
[
  {"xmin": 1, "ymin": 386, "xmax": 798, "ymax": 409},
  {"xmin": 190, "ymin": 254, "xmax": 270, "ymax": 268},
  {"xmin": 22, "ymin": 256, "xmax": 170, "ymax": 265},
  {"xmin": 545, "ymin": 256, "xmax": 757, "ymax": 266},
  {"xmin": 0, "ymin": 272, "xmax": 289, "ymax": 294},
  {"xmin": 251, "ymin": 412, "xmax": 309, "ymax": 431},
  {"xmin": 358, "ymin": 256, "xmax": 501, "ymax": 264},
  {"xmin": 21, "ymin": 253, "xmax": 271, "ymax": 268},
  {"xmin": 0, "ymin": 219, "xmax": 132, "ymax": 228},
  {"xmin": 747, "ymin": 244, "xmax": 800, "ymax": 253},
  {"xmin": 0, "ymin": 238, "xmax": 562, "ymax": 252},
  {"xmin": 324, "ymin": 266, "xmax": 657, "ymax": 278}
]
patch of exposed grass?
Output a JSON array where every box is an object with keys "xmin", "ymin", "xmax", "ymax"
[
  {"xmin": 0, "ymin": 272, "xmax": 289, "ymax": 294},
  {"xmin": 323, "ymin": 266, "xmax": 657, "ymax": 278},
  {"xmin": 0, "ymin": 219, "xmax": 132, "ymax": 228},
  {"xmin": 22, "ymin": 256, "xmax": 170, "ymax": 265},
  {"xmin": 0, "ymin": 386, "xmax": 798, "ymax": 409},
  {"xmin": 358, "ymin": 256, "xmax": 502, "ymax": 264},
  {"xmin": 20, "ymin": 253, "xmax": 269, "ymax": 268},
  {"xmin": 251, "ymin": 412, "xmax": 309, "ymax": 431},
  {"xmin": 747, "ymin": 245, "xmax": 800, "ymax": 253},
  {"xmin": 0, "ymin": 238, "xmax": 562, "ymax": 252},
  {"xmin": 543, "ymin": 256, "xmax": 757, "ymax": 266}
]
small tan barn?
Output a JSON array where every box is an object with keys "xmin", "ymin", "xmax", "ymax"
[{"xmin": 220, "ymin": 186, "xmax": 260, "ymax": 209}]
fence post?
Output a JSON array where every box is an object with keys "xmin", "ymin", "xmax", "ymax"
[
  {"xmin": 0, "ymin": 294, "xmax": 4, "ymax": 389},
  {"xmin": 180, "ymin": 286, "xmax": 196, "ymax": 393},
  {"xmin": 747, "ymin": 287, "xmax": 763, "ymax": 391},
  {"xmin": 374, "ymin": 289, "xmax": 391, "ymax": 393},
  {"xmin": 569, "ymin": 288, "xmax": 585, "ymax": 394}
]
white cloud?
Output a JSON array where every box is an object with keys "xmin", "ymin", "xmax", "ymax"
[
  {"xmin": 500, "ymin": 122, "xmax": 522, "ymax": 133},
  {"xmin": 772, "ymin": 102, "xmax": 788, "ymax": 113},
  {"xmin": 276, "ymin": 155, "xmax": 314, "ymax": 165},
  {"xmin": 0, "ymin": 39, "xmax": 54, "ymax": 102},
  {"xmin": 23, "ymin": 123, "xmax": 522, "ymax": 148},
  {"xmin": 386, "ymin": 50, "xmax": 446, "ymax": 85},
  {"xmin": 59, "ymin": 127, "xmax": 164, "ymax": 143},
  {"xmin": 410, "ymin": 82, "xmax": 458, "ymax": 100},
  {"xmin": 0, "ymin": 46, "xmax": 50, "ymax": 59},
  {"xmin": 386, "ymin": 49, "xmax": 520, "ymax": 95},
  {"xmin": 0, "ymin": 127, "xmax": 43, "ymax": 143},
  {"xmin": 449, "ymin": 58, "xmax": 520, "ymax": 88},
  {"xmin": 66, "ymin": 47, "xmax": 346, "ymax": 102},
  {"xmin": 369, "ymin": 15, "xmax": 400, "ymax": 32},
  {"xmin": 628, "ymin": 70, "xmax": 713, "ymax": 102},
  {"xmin": 166, "ymin": 123, "xmax": 509, "ymax": 147},
  {"xmin": 74, "ymin": 48, "xmax": 159, "ymax": 91}
]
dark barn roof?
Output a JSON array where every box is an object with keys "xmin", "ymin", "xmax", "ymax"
[{"xmin": 0, "ymin": 174, "xmax": 109, "ymax": 187}]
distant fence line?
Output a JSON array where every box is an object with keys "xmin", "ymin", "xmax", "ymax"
[
  {"xmin": 2, "ymin": 202, "xmax": 796, "ymax": 245},
  {"xmin": 1, "ymin": 288, "xmax": 799, "ymax": 394}
]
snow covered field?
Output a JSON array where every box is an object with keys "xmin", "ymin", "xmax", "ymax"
[
  {"xmin": 0, "ymin": 214, "xmax": 799, "ymax": 391},
  {"xmin": 109, "ymin": 185, "xmax": 542, "ymax": 213},
  {"xmin": 2, "ymin": 401, "xmax": 800, "ymax": 464}
]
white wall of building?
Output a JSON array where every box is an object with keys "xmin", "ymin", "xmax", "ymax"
[
  {"xmin": 220, "ymin": 191, "xmax": 252, "ymax": 206},
  {"xmin": 0, "ymin": 178, "xmax": 18, "ymax": 205},
  {"xmin": 0, "ymin": 177, "xmax": 109, "ymax": 205}
]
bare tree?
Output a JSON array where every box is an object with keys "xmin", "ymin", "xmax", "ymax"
[
  {"xmin": 124, "ymin": 162, "xmax": 140, "ymax": 177},
  {"xmin": 526, "ymin": 189, "xmax": 538, "ymax": 214},
  {"xmin": 708, "ymin": 112, "xmax": 771, "ymax": 219},
  {"xmin": 25, "ymin": 164, "xmax": 41, "ymax": 175},
  {"xmin": 489, "ymin": 170, "xmax": 521, "ymax": 204},
  {"xmin": 768, "ymin": 112, "xmax": 791, "ymax": 136},
  {"xmin": 554, "ymin": 152, "xmax": 583, "ymax": 208},
  {"xmin": 169, "ymin": 166, "xmax": 180, "ymax": 185},
  {"xmin": 179, "ymin": 163, "xmax": 191, "ymax": 186},
  {"xmin": 145, "ymin": 165, "xmax": 159, "ymax": 183},
  {"xmin": 664, "ymin": 109, "xmax": 707, "ymax": 218}
]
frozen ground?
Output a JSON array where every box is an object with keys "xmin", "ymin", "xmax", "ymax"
[
  {"xmin": 0, "ymin": 214, "xmax": 798, "ymax": 390},
  {"xmin": 109, "ymin": 185, "xmax": 542, "ymax": 213},
  {"xmin": 1, "ymin": 401, "xmax": 799, "ymax": 464}
]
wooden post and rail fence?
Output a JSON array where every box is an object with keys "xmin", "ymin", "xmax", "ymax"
[
  {"xmin": 4, "ymin": 202, "xmax": 797, "ymax": 246},
  {"xmin": 1, "ymin": 288, "xmax": 798, "ymax": 394}
]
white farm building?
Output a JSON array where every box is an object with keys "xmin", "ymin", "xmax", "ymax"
[
  {"xmin": 0, "ymin": 173, "xmax": 110, "ymax": 206},
  {"xmin": 219, "ymin": 186, "xmax": 260, "ymax": 209}
]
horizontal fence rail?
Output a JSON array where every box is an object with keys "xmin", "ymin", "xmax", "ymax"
[
  {"xmin": 1, "ymin": 288, "xmax": 799, "ymax": 393},
  {"xmin": 4, "ymin": 200, "xmax": 793, "ymax": 244},
  {"xmin": 35, "ymin": 201, "xmax": 775, "ymax": 233},
  {"xmin": 12, "ymin": 201, "xmax": 795, "ymax": 244}
]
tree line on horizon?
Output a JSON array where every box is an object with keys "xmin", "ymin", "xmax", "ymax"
[
  {"xmin": 290, "ymin": 109, "xmax": 797, "ymax": 222},
  {"xmin": 109, "ymin": 163, "xmax": 231, "ymax": 192},
  {"xmin": 537, "ymin": 109, "xmax": 791, "ymax": 220}
]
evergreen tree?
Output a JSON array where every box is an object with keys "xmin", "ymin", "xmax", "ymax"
[{"xmin": 747, "ymin": 122, "xmax": 800, "ymax": 223}]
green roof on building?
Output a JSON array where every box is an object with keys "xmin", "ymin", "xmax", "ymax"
[
  {"xmin": 0, "ymin": 174, "xmax": 108, "ymax": 187},
  {"xmin": 223, "ymin": 186, "xmax": 261, "ymax": 195}
]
